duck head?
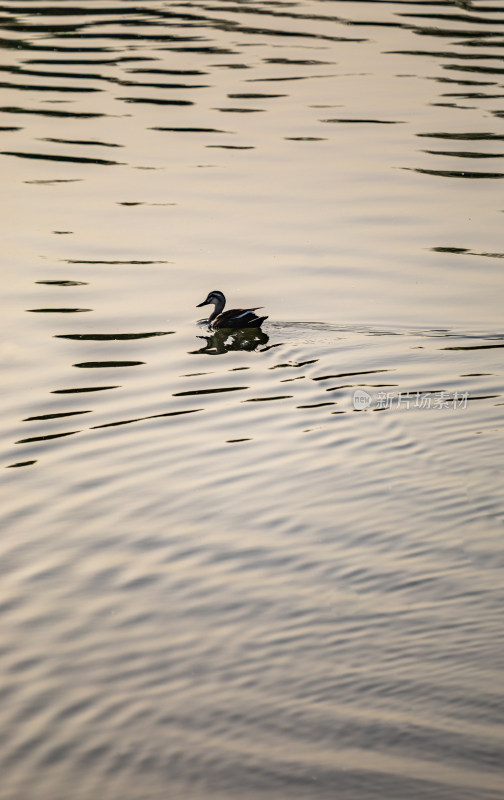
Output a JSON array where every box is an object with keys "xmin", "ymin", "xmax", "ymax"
[{"xmin": 196, "ymin": 290, "xmax": 226, "ymax": 309}]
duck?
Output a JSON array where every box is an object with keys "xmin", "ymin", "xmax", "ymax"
[{"xmin": 196, "ymin": 290, "xmax": 268, "ymax": 330}]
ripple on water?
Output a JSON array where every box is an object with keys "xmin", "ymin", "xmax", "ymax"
[{"xmin": 1, "ymin": 2, "xmax": 504, "ymax": 799}]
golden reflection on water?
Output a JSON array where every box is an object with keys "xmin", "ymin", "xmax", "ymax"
[{"xmin": 1, "ymin": 1, "xmax": 504, "ymax": 799}]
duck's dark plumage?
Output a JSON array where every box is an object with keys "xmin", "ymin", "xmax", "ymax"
[
  {"xmin": 213, "ymin": 307, "xmax": 268, "ymax": 330},
  {"xmin": 197, "ymin": 291, "xmax": 267, "ymax": 330}
]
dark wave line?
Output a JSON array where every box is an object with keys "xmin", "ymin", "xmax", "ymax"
[
  {"xmin": 466, "ymin": 394, "xmax": 500, "ymax": 399},
  {"xmin": 0, "ymin": 64, "xmax": 111, "ymax": 80},
  {"xmin": 63, "ymin": 259, "xmax": 170, "ymax": 264},
  {"xmin": 412, "ymin": 27, "xmax": 503, "ymax": 40},
  {"xmin": 227, "ymin": 92, "xmax": 286, "ymax": 99},
  {"xmin": 441, "ymin": 344, "xmax": 504, "ymax": 350},
  {"xmin": 55, "ymin": 332, "xmax": 173, "ymax": 341},
  {"xmin": 27, "ymin": 307, "xmax": 92, "ymax": 313},
  {"xmin": 214, "ymin": 107, "xmax": 265, "ymax": 113},
  {"xmin": 458, "ymin": 38, "xmax": 504, "ymax": 49},
  {"xmin": 264, "ymin": 58, "xmax": 336, "ymax": 65},
  {"xmin": 313, "ymin": 369, "xmax": 389, "ymax": 381},
  {"xmin": 206, "ymin": 145, "xmax": 254, "ymax": 149},
  {"xmin": 297, "ymin": 402, "xmax": 336, "ymax": 408},
  {"xmin": 0, "ymin": 80, "xmax": 101, "ymax": 93},
  {"xmin": 417, "ymin": 132, "xmax": 504, "ymax": 141},
  {"xmin": 432, "ymin": 246, "xmax": 504, "ymax": 259},
  {"xmin": 127, "ymin": 68, "xmax": 207, "ymax": 75},
  {"xmin": 167, "ymin": 47, "xmax": 238, "ymax": 54},
  {"xmin": 23, "ymin": 411, "xmax": 91, "ymax": 421},
  {"xmin": 90, "ymin": 408, "xmax": 202, "ymax": 429},
  {"xmin": 2, "ymin": 21, "xmax": 92, "ymax": 34},
  {"xmin": 2, "ymin": 43, "xmax": 119, "ymax": 53},
  {"xmin": 243, "ymin": 395, "xmax": 293, "ymax": 402},
  {"xmin": 432, "ymin": 101, "xmax": 482, "ymax": 110},
  {"xmin": 73, "ymin": 361, "xmax": 144, "ymax": 368},
  {"xmin": 434, "ymin": 77, "xmax": 497, "ymax": 87},
  {"xmin": 41, "ymin": 137, "xmax": 123, "ymax": 147},
  {"xmin": 36, "ymin": 280, "xmax": 87, "ymax": 286},
  {"xmin": 400, "ymin": 11, "xmax": 504, "ymax": 26},
  {"xmin": 151, "ymin": 127, "xmax": 232, "ymax": 134},
  {"xmin": 422, "ymin": 149, "xmax": 504, "ymax": 159},
  {"xmin": 25, "ymin": 56, "xmax": 157, "ymax": 65},
  {"xmin": 407, "ymin": 167, "xmax": 504, "ymax": 178},
  {"xmin": 0, "ymin": 34, "xmax": 120, "ymax": 52},
  {"xmin": 198, "ymin": 5, "xmax": 347, "ymax": 24},
  {"xmin": 2, "ymin": 150, "xmax": 123, "ymax": 165},
  {"xmin": 10, "ymin": 12, "xmax": 192, "ymax": 33},
  {"xmin": 211, "ymin": 22, "xmax": 364, "ymax": 44},
  {"xmin": 116, "ymin": 80, "xmax": 209, "ymax": 89},
  {"xmin": 185, "ymin": 1, "xmax": 368, "ymax": 34},
  {"xmin": 444, "ymin": 64, "xmax": 504, "ymax": 76},
  {"xmin": 2, "ymin": 6, "xmax": 167, "ymax": 19},
  {"xmin": 51, "ymin": 32, "xmax": 203, "ymax": 43},
  {"xmin": 213, "ymin": 63, "xmax": 249, "ymax": 70},
  {"xmin": 25, "ymin": 178, "xmax": 83, "ymax": 184},
  {"xmin": 246, "ymin": 73, "xmax": 337, "ymax": 83},
  {"xmin": 51, "ymin": 386, "xmax": 119, "ymax": 394},
  {"xmin": 0, "ymin": 105, "xmax": 104, "ymax": 118},
  {"xmin": 16, "ymin": 430, "xmax": 80, "ymax": 444},
  {"xmin": 388, "ymin": 49, "xmax": 504, "ymax": 62},
  {"xmin": 173, "ymin": 386, "xmax": 248, "ymax": 396},
  {"xmin": 321, "ymin": 118, "xmax": 404, "ymax": 124},
  {"xmin": 442, "ymin": 91, "xmax": 504, "ymax": 99},
  {"xmin": 117, "ymin": 97, "xmax": 194, "ymax": 106}
]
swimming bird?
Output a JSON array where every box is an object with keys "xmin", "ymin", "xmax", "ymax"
[{"xmin": 196, "ymin": 290, "xmax": 268, "ymax": 330}]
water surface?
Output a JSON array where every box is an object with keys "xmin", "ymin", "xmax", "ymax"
[{"xmin": 1, "ymin": 2, "xmax": 503, "ymax": 799}]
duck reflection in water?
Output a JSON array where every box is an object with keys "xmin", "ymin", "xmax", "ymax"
[{"xmin": 191, "ymin": 328, "xmax": 269, "ymax": 355}]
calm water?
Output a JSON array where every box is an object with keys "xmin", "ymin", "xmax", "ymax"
[{"xmin": 1, "ymin": 1, "xmax": 504, "ymax": 798}]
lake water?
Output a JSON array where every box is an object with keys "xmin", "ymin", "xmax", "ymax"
[{"xmin": 1, "ymin": 1, "xmax": 503, "ymax": 799}]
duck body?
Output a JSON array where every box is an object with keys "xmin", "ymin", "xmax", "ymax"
[{"xmin": 197, "ymin": 290, "xmax": 268, "ymax": 330}]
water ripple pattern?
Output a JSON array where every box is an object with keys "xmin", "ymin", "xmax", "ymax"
[{"xmin": 1, "ymin": 2, "xmax": 503, "ymax": 800}]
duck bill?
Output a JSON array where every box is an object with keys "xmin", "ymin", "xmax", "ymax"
[{"xmin": 196, "ymin": 300, "xmax": 208, "ymax": 307}]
